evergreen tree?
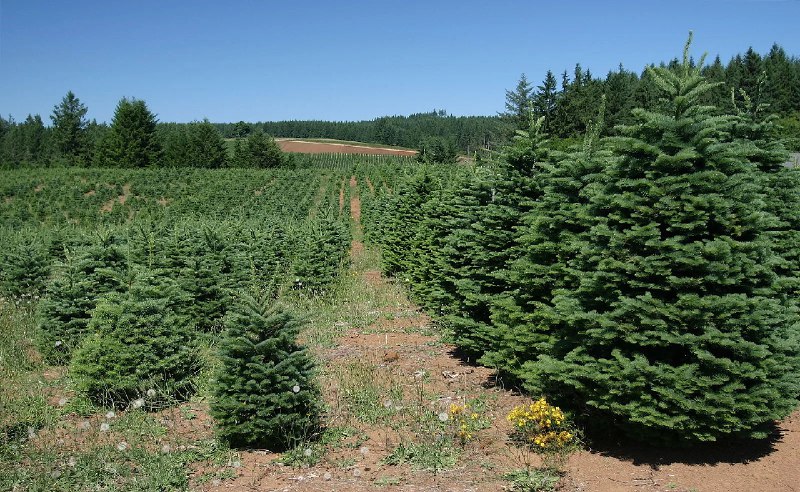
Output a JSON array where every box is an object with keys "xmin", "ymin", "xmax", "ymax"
[
  {"xmin": 502, "ymin": 74, "xmax": 534, "ymax": 131},
  {"xmin": 70, "ymin": 270, "xmax": 199, "ymax": 408},
  {"xmin": 530, "ymin": 36, "xmax": 800, "ymax": 442},
  {"xmin": 244, "ymin": 130, "xmax": 284, "ymax": 168},
  {"xmin": 98, "ymin": 98, "xmax": 162, "ymax": 167},
  {"xmin": 163, "ymin": 125, "xmax": 190, "ymax": 167},
  {"xmin": 36, "ymin": 233, "xmax": 129, "ymax": 364},
  {"xmin": 211, "ymin": 293, "xmax": 321, "ymax": 450},
  {"xmin": 186, "ymin": 119, "xmax": 227, "ymax": 168},
  {"xmin": 533, "ymin": 70, "xmax": 559, "ymax": 134},
  {"xmin": 0, "ymin": 237, "xmax": 50, "ymax": 298},
  {"xmin": 50, "ymin": 91, "xmax": 89, "ymax": 163}
]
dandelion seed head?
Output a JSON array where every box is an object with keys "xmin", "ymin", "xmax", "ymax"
[
  {"xmin": 58, "ymin": 398, "xmax": 67, "ymax": 407},
  {"xmin": 54, "ymin": 340, "xmax": 62, "ymax": 347},
  {"xmin": 232, "ymin": 460, "xmax": 242, "ymax": 468},
  {"xmin": 303, "ymin": 448, "xmax": 313, "ymax": 457},
  {"xmin": 105, "ymin": 411, "xmax": 116, "ymax": 419},
  {"xmin": 146, "ymin": 389, "xmax": 156, "ymax": 397},
  {"xmin": 438, "ymin": 412, "xmax": 449, "ymax": 422},
  {"xmin": 116, "ymin": 441, "xmax": 128, "ymax": 451},
  {"xmin": 292, "ymin": 385, "xmax": 300, "ymax": 393},
  {"xmin": 100, "ymin": 423, "xmax": 110, "ymax": 432},
  {"xmin": 131, "ymin": 398, "xmax": 145, "ymax": 409}
]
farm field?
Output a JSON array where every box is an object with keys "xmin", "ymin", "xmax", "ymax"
[
  {"xmin": 276, "ymin": 138, "xmax": 418, "ymax": 156},
  {"xmin": 1, "ymin": 155, "xmax": 799, "ymax": 491}
]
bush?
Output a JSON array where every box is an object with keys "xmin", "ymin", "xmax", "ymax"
[
  {"xmin": 70, "ymin": 270, "xmax": 199, "ymax": 408},
  {"xmin": 210, "ymin": 293, "xmax": 321, "ymax": 450}
]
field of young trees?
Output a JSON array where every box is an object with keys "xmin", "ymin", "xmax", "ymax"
[{"xmin": 1, "ymin": 36, "xmax": 800, "ymax": 491}]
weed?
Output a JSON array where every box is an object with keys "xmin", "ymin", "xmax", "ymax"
[
  {"xmin": 374, "ymin": 475, "xmax": 402, "ymax": 486},
  {"xmin": 383, "ymin": 440, "xmax": 459, "ymax": 472},
  {"xmin": 504, "ymin": 468, "xmax": 561, "ymax": 492}
]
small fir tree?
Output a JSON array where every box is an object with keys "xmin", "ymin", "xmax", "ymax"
[
  {"xmin": 70, "ymin": 270, "xmax": 198, "ymax": 408},
  {"xmin": 211, "ymin": 293, "xmax": 322, "ymax": 450}
]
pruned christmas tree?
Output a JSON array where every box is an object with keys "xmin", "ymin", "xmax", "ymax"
[
  {"xmin": 211, "ymin": 293, "xmax": 321, "ymax": 450},
  {"xmin": 530, "ymin": 35, "xmax": 800, "ymax": 442},
  {"xmin": 70, "ymin": 269, "xmax": 199, "ymax": 408}
]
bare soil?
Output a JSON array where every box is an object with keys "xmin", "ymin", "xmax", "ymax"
[
  {"xmin": 277, "ymin": 139, "xmax": 417, "ymax": 157},
  {"xmin": 100, "ymin": 183, "xmax": 131, "ymax": 213}
]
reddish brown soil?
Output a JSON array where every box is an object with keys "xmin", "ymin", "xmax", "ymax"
[
  {"xmin": 277, "ymin": 139, "xmax": 417, "ymax": 156},
  {"xmin": 365, "ymin": 177, "xmax": 376, "ymax": 194},
  {"xmin": 349, "ymin": 176, "xmax": 361, "ymax": 223},
  {"xmin": 339, "ymin": 179, "xmax": 346, "ymax": 214},
  {"xmin": 100, "ymin": 183, "xmax": 131, "ymax": 213}
]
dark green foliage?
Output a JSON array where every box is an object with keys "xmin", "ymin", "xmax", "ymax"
[
  {"xmin": 528, "ymin": 39, "xmax": 800, "ymax": 442},
  {"xmin": 240, "ymin": 131, "xmax": 284, "ymax": 168},
  {"xmin": 291, "ymin": 215, "xmax": 350, "ymax": 294},
  {"xmin": 36, "ymin": 233, "xmax": 130, "ymax": 364},
  {"xmin": 0, "ymin": 237, "xmax": 50, "ymax": 298},
  {"xmin": 70, "ymin": 270, "xmax": 199, "ymax": 408},
  {"xmin": 50, "ymin": 91, "xmax": 89, "ymax": 164},
  {"xmin": 186, "ymin": 119, "xmax": 228, "ymax": 168},
  {"xmin": 97, "ymin": 98, "xmax": 162, "ymax": 168},
  {"xmin": 417, "ymin": 136, "xmax": 457, "ymax": 164},
  {"xmin": 502, "ymin": 74, "xmax": 534, "ymax": 131},
  {"xmin": 211, "ymin": 293, "xmax": 322, "ymax": 450}
]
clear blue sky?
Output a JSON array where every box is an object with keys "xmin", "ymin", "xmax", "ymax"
[{"xmin": 1, "ymin": 0, "xmax": 798, "ymax": 124}]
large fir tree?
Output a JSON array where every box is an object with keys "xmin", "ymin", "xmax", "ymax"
[
  {"xmin": 529, "ymin": 36, "xmax": 800, "ymax": 442},
  {"xmin": 98, "ymin": 98, "xmax": 162, "ymax": 167},
  {"xmin": 51, "ymin": 91, "xmax": 89, "ymax": 163}
]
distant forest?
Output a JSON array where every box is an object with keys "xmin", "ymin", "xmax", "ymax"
[{"xmin": 1, "ymin": 43, "xmax": 799, "ymax": 168}]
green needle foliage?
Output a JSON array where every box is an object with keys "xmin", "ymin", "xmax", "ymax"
[
  {"xmin": 70, "ymin": 270, "xmax": 199, "ymax": 408},
  {"xmin": 531, "ymin": 36, "xmax": 800, "ymax": 442},
  {"xmin": 36, "ymin": 233, "xmax": 129, "ymax": 364},
  {"xmin": 0, "ymin": 237, "xmax": 50, "ymax": 298},
  {"xmin": 211, "ymin": 293, "xmax": 322, "ymax": 450}
]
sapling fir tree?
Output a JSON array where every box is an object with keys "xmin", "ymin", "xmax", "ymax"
[{"xmin": 211, "ymin": 293, "xmax": 321, "ymax": 450}]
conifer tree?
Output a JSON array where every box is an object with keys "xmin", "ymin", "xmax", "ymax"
[
  {"xmin": 0, "ymin": 238, "xmax": 50, "ymax": 298},
  {"xmin": 51, "ymin": 91, "xmax": 89, "ymax": 163},
  {"xmin": 532, "ymin": 36, "xmax": 800, "ymax": 442},
  {"xmin": 211, "ymin": 293, "xmax": 321, "ymax": 450},
  {"xmin": 244, "ymin": 131, "xmax": 284, "ymax": 168},
  {"xmin": 486, "ymin": 104, "xmax": 610, "ymax": 380},
  {"xmin": 186, "ymin": 119, "xmax": 227, "ymax": 168},
  {"xmin": 36, "ymin": 233, "xmax": 129, "ymax": 364},
  {"xmin": 98, "ymin": 98, "xmax": 162, "ymax": 167},
  {"xmin": 70, "ymin": 270, "xmax": 198, "ymax": 408},
  {"xmin": 502, "ymin": 74, "xmax": 534, "ymax": 131}
]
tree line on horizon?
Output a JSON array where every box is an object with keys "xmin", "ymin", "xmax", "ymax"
[{"xmin": 1, "ymin": 42, "xmax": 798, "ymax": 169}]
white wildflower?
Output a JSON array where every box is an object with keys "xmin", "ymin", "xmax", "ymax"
[
  {"xmin": 146, "ymin": 389, "xmax": 157, "ymax": 398},
  {"xmin": 100, "ymin": 422, "xmax": 110, "ymax": 432},
  {"xmin": 131, "ymin": 398, "xmax": 145, "ymax": 410},
  {"xmin": 438, "ymin": 412, "xmax": 449, "ymax": 422}
]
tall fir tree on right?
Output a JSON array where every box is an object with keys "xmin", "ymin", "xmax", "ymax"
[{"xmin": 530, "ymin": 34, "xmax": 800, "ymax": 443}]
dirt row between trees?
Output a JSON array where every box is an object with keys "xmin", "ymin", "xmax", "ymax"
[{"xmin": 276, "ymin": 139, "xmax": 418, "ymax": 156}]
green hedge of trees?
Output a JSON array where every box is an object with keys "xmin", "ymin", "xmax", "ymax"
[{"xmin": 366, "ymin": 38, "xmax": 800, "ymax": 444}]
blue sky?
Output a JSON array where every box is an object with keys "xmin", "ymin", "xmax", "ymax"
[{"xmin": 1, "ymin": 0, "xmax": 798, "ymax": 123}]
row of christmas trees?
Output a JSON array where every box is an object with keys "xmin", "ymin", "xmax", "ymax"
[
  {"xmin": 1, "ymin": 214, "xmax": 349, "ymax": 448},
  {"xmin": 365, "ymin": 38, "xmax": 800, "ymax": 443}
]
